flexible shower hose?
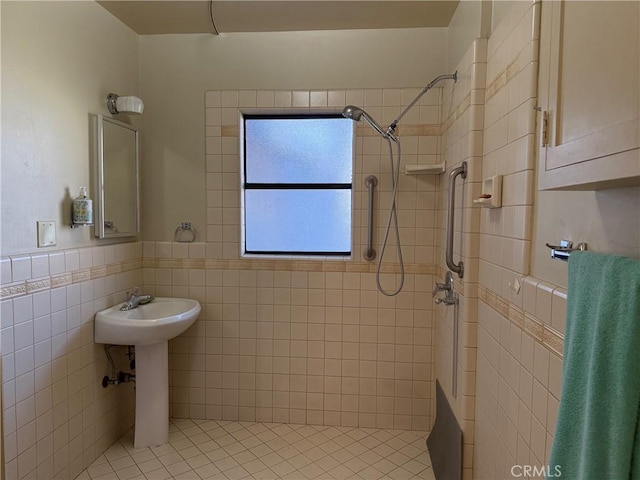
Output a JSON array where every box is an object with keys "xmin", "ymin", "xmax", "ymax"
[{"xmin": 375, "ymin": 137, "xmax": 405, "ymax": 296}]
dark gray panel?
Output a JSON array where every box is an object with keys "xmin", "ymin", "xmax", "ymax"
[{"xmin": 427, "ymin": 380, "xmax": 462, "ymax": 480}]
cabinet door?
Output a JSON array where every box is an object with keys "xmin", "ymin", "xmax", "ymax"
[{"xmin": 538, "ymin": 0, "xmax": 639, "ymax": 190}]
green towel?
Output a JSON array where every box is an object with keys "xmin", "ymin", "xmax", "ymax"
[{"xmin": 548, "ymin": 252, "xmax": 640, "ymax": 480}]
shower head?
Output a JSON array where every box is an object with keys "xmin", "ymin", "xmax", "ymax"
[
  {"xmin": 342, "ymin": 105, "xmax": 392, "ymax": 140},
  {"xmin": 342, "ymin": 105, "xmax": 364, "ymax": 121}
]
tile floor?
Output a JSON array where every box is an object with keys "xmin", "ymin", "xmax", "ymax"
[{"xmin": 76, "ymin": 419, "xmax": 435, "ymax": 480}]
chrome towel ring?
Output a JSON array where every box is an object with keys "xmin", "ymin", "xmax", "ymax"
[{"xmin": 174, "ymin": 222, "xmax": 197, "ymax": 243}]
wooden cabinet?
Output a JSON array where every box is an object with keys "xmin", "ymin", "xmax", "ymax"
[{"xmin": 537, "ymin": 0, "xmax": 639, "ymax": 190}]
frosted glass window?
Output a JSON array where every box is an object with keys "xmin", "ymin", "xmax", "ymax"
[
  {"xmin": 245, "ymin": 117, "xmax": 353, "ymax": 184},
  {"xmin": 243, "ymin": 114, "xmax": 354, "ymax": 256},
  {"xmin": 245, "ymin": 190, "xmax": 351, "ymax": 253}
]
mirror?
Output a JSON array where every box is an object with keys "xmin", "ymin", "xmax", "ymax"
[{"xmin": 96, "ymin": 114, "xmax": 140, "ymax": 238}]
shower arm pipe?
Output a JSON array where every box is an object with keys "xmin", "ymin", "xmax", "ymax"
[
  {"xmin": 446, "ymin": 161, "xmax": 467, "ymax": 278},
  {"xmin": 386, "ymin": 71, "xmax": 458, "ymax": 137}
]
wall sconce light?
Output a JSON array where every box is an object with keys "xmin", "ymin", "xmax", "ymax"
[{"xmin": 106, "ymin": 93, "xmax": 144, "ymax": 115}]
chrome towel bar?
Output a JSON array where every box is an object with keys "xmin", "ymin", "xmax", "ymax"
[{"xmin": 546, "ymin": 240, "xmax": 588, "ymax": 261}]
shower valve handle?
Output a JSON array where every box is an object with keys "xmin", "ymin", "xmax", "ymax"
[{"xmin": 432, "ymin": 282, "xmax": 448, "ymax": 297}]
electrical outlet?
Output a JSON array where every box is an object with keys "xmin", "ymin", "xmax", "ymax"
[{"xmin": 37, "ymin": 221, "xmax": 56, "ymax": 247}]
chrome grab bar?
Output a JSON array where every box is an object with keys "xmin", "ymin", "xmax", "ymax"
[
  {"xmin": 363, "ymin": 175, "xmax": 378, "ymax": 261},
  {"xmin": 446, "ymin": 162, "xmax": 467, "ymax": 278}
]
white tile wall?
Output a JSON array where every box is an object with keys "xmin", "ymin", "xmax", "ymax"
[
  {"xmin": 143, "ymin": 246, "xmax": 437, "ymax": 432},
  {"xmin": 474, "ymin": 296, "xmax": 562, "ymax": 479},
  {"xmin": 134, "ymin": 86, "xmax": 448, "ymax": 433},
  {"xmin": 431, "ymin": 3, "xmax": 570, "ymax": 477},
  {"xmin": 1, "ymin": 244, "xmax": 142, "ymax": 479},
  {"xmin": 474, "ymin": 1, "xmax": 567, "ymax": 477},
  {"xmin": 435, "ymin": 36, "xmax": 489, "ymax": 480}
]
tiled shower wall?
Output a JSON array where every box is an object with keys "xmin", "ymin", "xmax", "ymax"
[
  {"xmin": 0, "ymin": 17, "xmax": 574, "ymax": 480},
  {"xmin": 434, "ymin": 3, "xmax": 570, "ymax": 478},
  {"xmin": 435, "ymin": 37, "xmax": 487, "ymax": 480},
  {"xmin": 140, "ymin": 87, "xmax": 449, "ymax": 431},
  {"xmin": 474, "ymin": 1, "xmax": 567, "ymax": 478},
  {"xmin": 1, "ymin": 243, "xmax": 140, "ymax": 479}
]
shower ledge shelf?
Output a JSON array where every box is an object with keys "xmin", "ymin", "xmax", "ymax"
[{"xmin": 404, "ymin": 163, "xmax": 445, "ymax": 175}]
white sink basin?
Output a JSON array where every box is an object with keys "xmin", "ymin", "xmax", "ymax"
[
  {"xmin": 94, "ymin": 296, "xmax": 202, "ymax": 447},
  {"xmin": 95, "ymin": 297, "xmax": 201, "ymax": 346}
]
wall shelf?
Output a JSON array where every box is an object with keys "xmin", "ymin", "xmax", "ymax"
[{"xmin": 404, "ymin": 163, "xmax": 445, "ymax": 175}]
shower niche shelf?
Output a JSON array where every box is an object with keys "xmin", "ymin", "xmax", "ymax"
[{"xmin": 404, "ymin": 163, "xmax": 445, "ymax": 175}]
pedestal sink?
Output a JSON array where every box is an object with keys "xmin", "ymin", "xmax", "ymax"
[{"xmin": 95, "ymin": 297, "xmax": 201, "ymax": 447}]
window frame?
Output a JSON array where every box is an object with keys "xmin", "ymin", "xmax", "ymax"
[{"xmin": 241, "ymin": 112, "xmax": 354, "ymax": 257}]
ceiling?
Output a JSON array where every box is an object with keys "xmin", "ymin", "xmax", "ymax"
[{"xmin": 97, "ymin": 1, "xmax": 460, "ymax": 34}]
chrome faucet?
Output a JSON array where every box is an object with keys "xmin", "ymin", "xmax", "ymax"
[
  {"xmin": 120, "ymin": 287, "xmax": 154, "ymax": 311},
  {"xmin": 432, "ymin": 271, "xmax": 458, "ymax": 306}
]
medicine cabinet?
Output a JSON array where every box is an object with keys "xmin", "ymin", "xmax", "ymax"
[
  {"xmin": 95, "ymin": 114, "xmax": 140, "ymax": 238},
  {"xmin": 536, "ymin": 0, "xmax": 639, "ymax": 190}
]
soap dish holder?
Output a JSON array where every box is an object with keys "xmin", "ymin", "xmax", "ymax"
[{"xmin": 473, "ymin": 174, "xmax": 502, "ymax": 208}]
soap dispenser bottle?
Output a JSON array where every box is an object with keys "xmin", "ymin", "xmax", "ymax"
[{"xmin": 72, "ymin": 186, "xmax": 93, "ymax": 225}]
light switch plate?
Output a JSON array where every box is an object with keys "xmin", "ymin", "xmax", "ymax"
[{"xmin": 37, "ymin": 221, "xmax": 56, "ymax": 247}]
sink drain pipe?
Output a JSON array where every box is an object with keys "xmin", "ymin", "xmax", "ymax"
[{"xmin": 102, "ymin": 345, "xmax": 136, "ymax": 388}]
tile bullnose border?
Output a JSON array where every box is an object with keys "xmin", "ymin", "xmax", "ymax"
[
  {"xmin": 91, "ymin": 265, "xmax": 107, "ymax": 278},
  {"xmin": 1, "ymin": 263, "xmax": 139, "ymax": 299},
  {"xmin": 51, "ymin": 272, "xmax": 73, "ymax": 288},
  {"xmin": 478, "ymin": 283, "xmax": 565, "ymax": 358},
  {"xmin": 26, "ymin": 276, "xmax": 51, "ymax": 294},
  {"xmin": 72, "ymin": 269, "xmax": 92, "ymax": 284},
  {"xmin": 0, "ymin": 281, "xmax": 27, "ymax": 299},
  {"xmin": 0, "ymin": 248, "xmax": 438, "ymax": 301},
  {"xmin": 145, "ymin": 256, "xmax": 436, "ymax": 275}
]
